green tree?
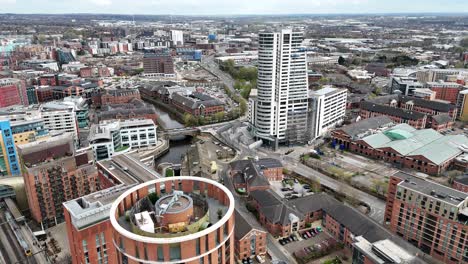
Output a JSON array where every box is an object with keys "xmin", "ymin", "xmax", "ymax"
[
  {"xmin": 183, "ymin": 113, "xmax": 198, "ymax": 126},
  {"xmin": 460, "ymin": 37, "xmax": 468, "ymax": 48},
  {"xmin": 214, "ymin": 112, "xmax": 225, "ymax": 122},
  {"xmin": 338, "ymin": 56, "xmax": 345, "ymax": 65},
  {"xmin": 239, "ymin": 100, "xmax": 247, "ymax": 115}
]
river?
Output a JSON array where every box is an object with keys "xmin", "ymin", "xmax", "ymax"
[{"xmin": 153, "ymin": 104, "xmax": 192, "ymax": 166}]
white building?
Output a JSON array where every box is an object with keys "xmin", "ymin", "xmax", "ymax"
[
  {"xmin": 88, "ymin": 119, "xmax": 157, "ymax": 160},
  {"xmin": 249, "ymin": 29, "xmax": 309, "ymax": 148},
  {"xmin": 309, "ymin": 87, "xmax": 347, "ymax": 140},
  {"xmin": 40, "ymin": 103, "xmax": 79, "ymax": 140},
  {"xmin": 171, "ymin": 30, "xmax": 184, "ymax": 47}
]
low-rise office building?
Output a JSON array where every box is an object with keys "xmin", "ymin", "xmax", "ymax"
[{"xmin": 88, "ymin": 119, "xmax": 157, "ymax": 160}]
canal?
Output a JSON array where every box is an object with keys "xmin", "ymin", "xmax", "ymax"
[{"xmin": 153, "ymin": 104, "xmax": 193, "ymax": 166}]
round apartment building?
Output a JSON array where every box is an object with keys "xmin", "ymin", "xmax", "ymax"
[{"xmin": 110, "ymin": 176, "xmax": 235, "ymax": 264}]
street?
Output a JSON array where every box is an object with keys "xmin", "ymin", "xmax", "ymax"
[{"xmin": 214, "ymin": 121, "xmax": 386, "ymax": 224}]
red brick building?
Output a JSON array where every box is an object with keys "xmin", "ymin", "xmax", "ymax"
[
  {"xmin": 234, "ymin": 209, "xmax": 267, "ymax": 261},
  {"xmin": 39, "ymin": 74, "xmax": 58, "ymax": 86},
  {"xmin": 229, "ymin": 158, "xmax": 283, "ymax": 194},
  {"xmin": 36, "ymin": 86, "xmax": 54, "ymax": 103},
  {"xmin": 452, "ymin": 176, "xmax": 468, "ymax": 193},
  {"xmin": 92, "ymin": 88, "xmax": 141, "ymax": 107},
  {"xmin": 0, "ymin": 78, "xmax": 28, "ymax": 107},
  {"xmin": 17, "ymin": 133, "xmax": 98, "ymax": 227},
  {"xmin": 359, "ymin": 101, "xmax": 427, "ymax": 129},
  {"xmin": 331, "ymin": 118, "xmax": 468, "ymax": 175},
  {"xmin": 171, "ymin": 92, "xmax": 225, "ymax": 117},
  {"xmin": 143, "ymin": 53, "xmax": 175, "ymax": 75},
  {"xmin": 384, "ymin": 172, "xmax": 468, "ymax": 264},
  {"xmin": 98, "ymin": 99, "xmax": 158, "ymax": 125},
  {"xmin": 427, "ymin": 81, "xmax": 463, "ymax": 104}
]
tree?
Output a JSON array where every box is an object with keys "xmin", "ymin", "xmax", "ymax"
[
  {"xmin": 239, "ymin": 100, "xmax": 247, "ymax": 115},
  {"xmin": 461, "ymin": 37, "xmax": 468, "ymax": 48},
  {"xmin": 338, "ymin": 56, "xmax": 346, "ymax": 65},
  {"xmin": 214, "ymin": 112, "xmax": 225, "ymax": 122},
  {"xmin": 183, "ymin": 113, "xmax": 198, "ymax": 126}
]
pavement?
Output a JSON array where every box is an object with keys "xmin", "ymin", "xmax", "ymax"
[{"xmin": 216, "ymin": 121, "xmax": 386, "ymax": 224}]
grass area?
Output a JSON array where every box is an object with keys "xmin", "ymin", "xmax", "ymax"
[
  {"xmin": 326, "ymin": 166, "xmax": 355, "ymax": 182},
  {"xmin": 165, "ymin": 168, "xmax": 175, "ymax": 177},
  {"xmin": 115, "ymin": 145, "xmax": 130, "ymax": 152}
]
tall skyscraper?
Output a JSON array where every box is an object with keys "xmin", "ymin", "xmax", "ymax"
[
  {"xmin": 171, "ymin": 30, "xmax": 184, "ymax": 46},
  {"xmin": 250, "ymin": 29, "xmax": 309, "ymax": 148}
]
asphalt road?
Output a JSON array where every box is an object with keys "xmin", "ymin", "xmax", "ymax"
[
  {"xmin": 217, "ymin": 122, "xmax": 386, "ymax": 224},
  {"xmin": 201, "ymin": 55, "xmax": 237, "ymax": 94}
]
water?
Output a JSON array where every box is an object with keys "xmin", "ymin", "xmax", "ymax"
[
  {"xmin": 153, "ymin": 105, "xmax": 184, "ymax": 130},
  {"xmin": 154, "ymin": 137, "xmax": 193, "ymax": 166},
  {"xmin": 152, "ymin": 104, "xmax": 191, "ymax": 166}
]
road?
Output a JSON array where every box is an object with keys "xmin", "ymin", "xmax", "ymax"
[
  {"xmin": 215, "ymin": 121, "xmax": 386, "ymax": 224},
  {"xmin": 201, "ymin": 55, "xmax": 237, "ymax": 94},
  {"xmin": 219, "ymin": 166, "xmax": 297, "ymax": 264}
]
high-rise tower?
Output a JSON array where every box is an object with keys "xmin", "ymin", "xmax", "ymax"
[{"xmin": 250, "ymin": 29, "xmax": 309, "ymax": 148}]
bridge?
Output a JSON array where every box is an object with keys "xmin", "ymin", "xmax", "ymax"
[{"xmin": 160, "ymin": 127, "xmax": 201, "ymax": 137}]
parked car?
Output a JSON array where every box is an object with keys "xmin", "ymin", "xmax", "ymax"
[
  {"xmin": 291, "ymin": 234, "xmax": 298, "ymax": 241},
  {"xmin": 316, "ymin": 226, "xmax": 323, "ymax": 232},
  {"xmin": 303, "ymin": 184, "xmax": 311, "ymax": 189},
  {"xmin": 279, "ymin": 239, "xmax": 286, "ymax": 245},
  {"xmin": 256, "ymin": 255, "xmax": 265, "ymax": 263},
  {"xmin": 304, "ymin": 247, "xmax": 312, "ymax": 253}
]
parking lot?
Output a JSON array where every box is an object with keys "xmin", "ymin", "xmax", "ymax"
[
  {"xmin": 270, "ymin": 179, "xmax": 314, "ymax": 199},
  {"xmin": 278, "ymin": 228, "xmax": 332, "ymax": 255}
]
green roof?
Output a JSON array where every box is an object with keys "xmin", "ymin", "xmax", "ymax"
[
  {"xmin": 361, "ymin": 124, "xmax": 468, "ymax": 165},
  {"xmin": 383, "ymin": 129, "xmax": 413, "ymax": 140}
]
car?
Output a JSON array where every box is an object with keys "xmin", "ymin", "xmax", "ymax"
[
  {"xmin": 291, "ymin": 234, "xmax": 298, "ymax": 241},
  {"xmin": 316, "ymin": 226, "xmax": 323, "ymax": 232},
  {"xmin": 292, "ymin": 191, "xmax": 299, "ymax": 194},
  {"xmin": 310, "ymin": 229, "xmax": 317, "ymax": 235},
  {"xmin": 303, "ymin": 184, "xmax": 311, "ymax": 189},
  {"xmin": 248, "ymin": 259, "xmax": 253, "ymax": 264},
  {"xmin": 279, "ymin": 239, "xmax": 286, "ymax": 245},
  {"xmin": 306, "ymin": 231, "xmax": 312, "ymax": 237},
  {"xmin": 303, "ymin": 247, "xmax": 311, "ymax": 253},
  {"xmin": 294, "ymin": 179, "xmax": 299, "ymax": 183},
  {"xmin": 302, "ymin": 233, "xmax": 308, "ymax": 239},
  {"xmin": 256, "ymin": 255, "xmax": 265, "ymax": 263}
]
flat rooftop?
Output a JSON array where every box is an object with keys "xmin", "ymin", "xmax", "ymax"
[
  {"xmin": 394, "ymin": 171, "xmax": 468, "ymax": 206},
  {"xmin": 63, "ymin": 184, "xmax": 133, "ymax": 230},
  {"xmin": 98, "ymin": 153, "xmax": 161, "ymax": 185}
]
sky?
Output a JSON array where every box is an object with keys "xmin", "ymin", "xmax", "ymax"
[{"xmin": 0, "ymin": 0, "xmax": 467, "ymax": 15}]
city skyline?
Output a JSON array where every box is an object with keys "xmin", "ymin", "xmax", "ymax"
[{"xmin": 0, "ymin": 0, "xmax": 467, "ymax": 15}]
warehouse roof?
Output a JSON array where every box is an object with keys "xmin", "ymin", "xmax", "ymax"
[{"xmin": 361, "ymin": 124, "xmax": 468, "ymax": 165}]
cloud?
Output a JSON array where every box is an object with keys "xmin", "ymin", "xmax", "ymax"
[{"xmin": 88, "ymin": 0, "xmax": 112, "ymax": 6}]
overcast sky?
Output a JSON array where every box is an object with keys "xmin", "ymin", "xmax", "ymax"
[{"xmin": 0, "ymin": 0, "xmax": 467, "ymax": 15}]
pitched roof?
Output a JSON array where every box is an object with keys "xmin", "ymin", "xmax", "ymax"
[
  {"xmin": 339, "ymin": 116, "xmax": 394, "ymax": 139},
  {"xmin": 324, "ymin": 204, "xmax": 388, "ymax": 243},
  {"xmin": 361, "ymin": 124, "xmax": 468, "ymax": 165},
  {"xmin": 234, "ymin": 209, "xmax": 266, "ymax": 240},
  {"xmin": 432, "ymin": 114, "xmax": 452, "ymax": 124},
  {"xmin": 399, "ymin": 95, "xmax": 455, "ymax": 112},
  {"xmin": 361, "ymin": 101, "xmax": 426, "ymax": 120}
]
